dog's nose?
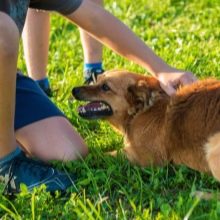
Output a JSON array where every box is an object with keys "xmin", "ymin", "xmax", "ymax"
[{"xmin": 72, "ymin": 87, "xmax": 81, "ymax": 97}]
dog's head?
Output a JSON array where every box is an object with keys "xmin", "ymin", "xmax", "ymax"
[{"xmin": 72, "ymin": 70, "xmax": 165, "ymax": 121}]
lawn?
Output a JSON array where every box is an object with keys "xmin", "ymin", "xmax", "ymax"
[{"xmin": 1, "ymin": 0, "xmax": 220, "ymax": 219}]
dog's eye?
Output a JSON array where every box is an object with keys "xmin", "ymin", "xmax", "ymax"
[{"xmin": 101, "ymin": 83, "xmax": 111, "ymax": 92}]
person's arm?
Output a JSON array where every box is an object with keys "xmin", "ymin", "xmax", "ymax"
[{"xmin": 66, "ymin": 0, "xmax": 196, "ymax": 95}]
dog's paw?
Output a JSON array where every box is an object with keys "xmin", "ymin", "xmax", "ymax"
[
  {"xmin": 105, "ymin": 150, "xmax": 118, "ymax": 157},
  {"xmin": 191, "ymin": 190, "xmax": 220, "ymax": 200}
]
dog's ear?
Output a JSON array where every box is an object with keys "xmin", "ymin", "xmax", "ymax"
[{"xmin": 126, "ymin": 79, "xmax": 164, "ymax": 115}]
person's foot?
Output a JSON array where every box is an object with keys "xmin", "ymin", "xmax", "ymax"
[
  {"xmin": 84, "ymin": 68, "xmax": 104, "ymax": 84},
  {"xmin": 0, "ymin": 150, "xmax": 75, "ymax": 195}
]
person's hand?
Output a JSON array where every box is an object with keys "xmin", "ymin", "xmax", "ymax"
[{"xmin": 156, "ymin": 68, "xmax": 197, "ymax": 96}]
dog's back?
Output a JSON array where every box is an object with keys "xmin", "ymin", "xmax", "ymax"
[{"xmin": 164, "ymin": 79, "xmax": 220, "ymax": 176}]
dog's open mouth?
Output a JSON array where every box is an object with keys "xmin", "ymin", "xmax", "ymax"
[{"xmin": 78, "ymin": 101, "xmax": 113, "ymax": 119}]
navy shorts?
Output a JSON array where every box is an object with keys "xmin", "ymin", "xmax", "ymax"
[{"xmin": 15, "ymin": 73, "xmax": 64, "ymax": 130}]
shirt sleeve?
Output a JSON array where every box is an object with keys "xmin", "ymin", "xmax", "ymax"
[
  {"xmin": 29, "ymin": 0, "xmax": 83, "ymax": 15},
  {"xmin": 0, "ymin": 0, "xmax": 29, "ymax": 34}
]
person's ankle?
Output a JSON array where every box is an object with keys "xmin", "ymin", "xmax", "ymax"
[
  {"xmin": 84, "ymin": 62, "xmax": 104, "ymax": 84},
  {"xmin": 84, "ymin": 62, "xmax": 103, "ymax": 71},
  {"xmin": 36, "ymin": 77, "xmax": 50, "ymax": 89},
  {"xmin": 36, "ymin": 77, "xmax": 53, "ymax": 97}
]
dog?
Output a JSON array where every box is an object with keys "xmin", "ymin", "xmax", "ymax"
[{"xmin": 72, "ymin": 70, "xmax": 220, "ymax": 182}]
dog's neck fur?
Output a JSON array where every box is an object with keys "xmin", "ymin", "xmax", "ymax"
[
  {"xmin": 109, "ymin": 93, "xmax": 169, "ymax": 130},
  {"xmin": 107, "ymin": 112, "xmax": 133, "ymax": 135}
]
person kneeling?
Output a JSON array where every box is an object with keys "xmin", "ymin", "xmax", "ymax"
[{"xmin": 0, "ymin": 72, "xmax": 88, "ymax": 195}]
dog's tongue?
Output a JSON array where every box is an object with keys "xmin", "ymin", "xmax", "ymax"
[{"xmin": 78, "ymin": 101, "xmax": 113, "ymax": 119}]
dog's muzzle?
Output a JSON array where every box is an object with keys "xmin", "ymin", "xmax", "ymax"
[
  {"xmin": 78, "ymin": 101, "xmax": 113, "ymax": 119},
  {"xmin": 72, "ymin": 87, "xmax": 113, "ymax": 119}
]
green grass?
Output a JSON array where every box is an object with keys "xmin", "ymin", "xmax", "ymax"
[{"xmin": 1, "ymin": 0, "xmax": 220, "ymax": 219}]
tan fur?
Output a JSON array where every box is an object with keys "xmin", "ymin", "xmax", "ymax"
[
  {"xmin": 205, "ymin": 132, "xmax": 220, "ymax": 180},
  {"xmin": 73, "ymin": 70, "xmax": 220, "ymax": 181}
]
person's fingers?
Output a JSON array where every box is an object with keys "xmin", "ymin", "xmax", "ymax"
[
  {"xmin": 181, "ymin": 76, "xmax": 192, "ymax": 85},
  {"xmin": 158, "ymin": 71, "xmax": 197, "ymax": 96},
  {"xmin": 159, "ymin": 82, "xmax": 176, "ymax": 96},
  {"xmin": 180, "ymin": 74, "xmax": 197, "ymax": 85},
  {"xmin": 191, "ymin": 74, "xmax": 198, "ymax": 81}
]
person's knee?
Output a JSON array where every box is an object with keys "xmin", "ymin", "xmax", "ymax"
[
  {"xmin": 46, "ymin": 136, "xmax": 89, "ymax": 162},
  {"xmin": 64, "ymin": 140, "xmax": 89, "ymax": 161},
  {"xmin": 0, "ymin": 12, "xmax": 19, "ymax": 60},
  {"xmin": 93, "ymin": 0, "xmax": 103, "ymax": 5},
  {"xmin": 78, "ymin": 142, "xmax": 89, "ymax": 158},
  {"xmin": 25, "ymin": 139, "xmax": 89, "ymax": 162}
]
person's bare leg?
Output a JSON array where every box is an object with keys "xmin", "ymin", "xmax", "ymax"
[
  {"xmin": 79, "ymin": 0, "xmax": 103, "ymax": 64},
  {"xmin": 22, "ymin": 9, "xmax": 50, "ymax": 80},
  {"xmin": 79, "ymin": 0, "xmax": 104, "ymax": 84},
  {"xmin": 0, "ymin": 12, "xmax": 78, "ymax": 193},
  {"xmin": 15, "ymin": 117, "xmax": 88, "ymax": 161},
  {"xmin": 0, "ymin": 12, "xmax": 19, "ymax": 158}
]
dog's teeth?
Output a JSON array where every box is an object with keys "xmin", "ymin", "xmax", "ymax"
[{"xmin": 80, "ymin": 107, "xmax": 86, "ymax": 113}]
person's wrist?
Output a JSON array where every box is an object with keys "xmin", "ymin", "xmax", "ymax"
[{"xmin": 152, "ymin": 64, "xmax": 174, "ymax": 78}]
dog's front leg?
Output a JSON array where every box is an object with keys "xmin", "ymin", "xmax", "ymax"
[
  {"xmin": 106, "ymin": 150, "xmax": 118, "ymax": 157},
  {"xmin": 108, "ymin": 146, "xmax": 162, "ymax": 167},
  {"xmin": 107, "ymin": 146, "xmax": 142, "ymax": 165}
]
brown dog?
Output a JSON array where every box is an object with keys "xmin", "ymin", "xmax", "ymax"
[{"xmin": 72, "ymin": 70, "xmax": 220, "ymax": 181}]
